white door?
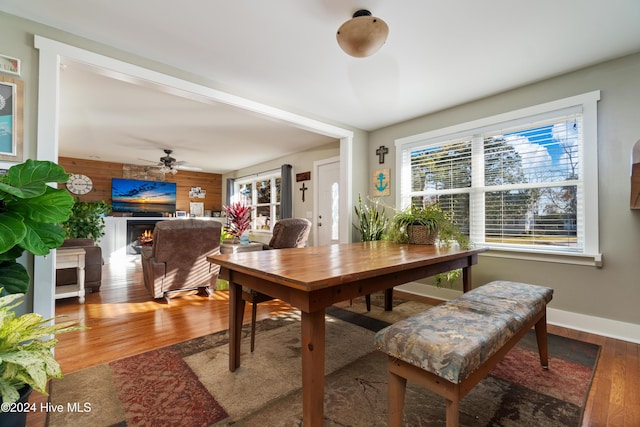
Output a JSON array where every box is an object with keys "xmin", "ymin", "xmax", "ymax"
[{"xmin": 316, "ymin": 158, "xmax": 340, "ymax": 246}]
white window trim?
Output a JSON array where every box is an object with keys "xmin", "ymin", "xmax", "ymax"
[
  {"xmin": 234, "ymin": 170, "xmax": 281, "ymax": 231},
  {"xmin": 395, "ymin": 91, "xmax": 602, "ymax": 267}
]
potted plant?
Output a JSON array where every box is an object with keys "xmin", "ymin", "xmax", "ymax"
[
  {"xmin": 0, "ymin": 160, "xmax": 74, "ymax": 295},
  {"xmin": 387, "ymin": 202, "xmax": 469, "ymax": 247},
  {"xmin": 388, "ymin": 202, "xmax": 470, "ymax": 287},
  {"xmin": 0, "ymin": 159, "xmax": 78, "ymax": 425},
  {"xmin": 353, "ymin": 194, "xmax": 388, "ymax": 242},
  {"xmin": 62, "ymin": 198, "xmax": 111, "ymax": 243},
  {"xmin": 0, "ymin": 291, "xmax": 81, "ymax": 425},
  {"xmin": 222, "ymin": 201, "xmax": 252, "ymax": 243}
]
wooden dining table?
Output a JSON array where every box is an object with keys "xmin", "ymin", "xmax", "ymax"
[{"xmin": 207, "ymin": 241, "xmax": 488, "ymax": 427}]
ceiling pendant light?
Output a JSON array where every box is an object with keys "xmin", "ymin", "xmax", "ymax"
[{"xmin": 336, "ymin": 9, "xmax": 389, "ymax": 58}]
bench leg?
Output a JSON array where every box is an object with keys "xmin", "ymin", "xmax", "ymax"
[
  {"xmin": 445, "ymin": 399, "xmax": 460, "ymax": 427},
  {"xmin": 387, "ymin": 365, "xmax": 407, "ymax": 427},
  {"xmin": 535, "ymin": 312, "xmax": 549, "ymax": 369}
]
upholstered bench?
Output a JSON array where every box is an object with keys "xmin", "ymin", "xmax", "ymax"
[{"xmin": 374, "ymin": 281, "xmax": 553, "ymax": 427}]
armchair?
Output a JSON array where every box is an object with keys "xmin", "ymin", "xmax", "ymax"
[
  {"xmin": 244, "ymin": 218, "xmax": 311, "ymax": 351},
  {"xmin": 141, "ymin": 219, "xmax": 222, "ymax": 303}
]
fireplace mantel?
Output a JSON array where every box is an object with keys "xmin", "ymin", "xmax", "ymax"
[{"xmin": 99, "ymin": 216, "xmax": 224, "ymax": 264}]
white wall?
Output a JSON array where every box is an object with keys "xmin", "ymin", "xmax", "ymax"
[{"xmin": 222, "ymin": 142, "xmax": 340, "ymax": 246}]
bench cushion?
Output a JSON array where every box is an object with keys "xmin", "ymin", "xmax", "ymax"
[{"xmin": 374, "ymin": 281, "xmax": 553, "ymax": 384}]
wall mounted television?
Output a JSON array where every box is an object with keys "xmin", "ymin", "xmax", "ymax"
[{"xmin": 111, "ymin": 178, "xmax": 177, "ymax": 214}]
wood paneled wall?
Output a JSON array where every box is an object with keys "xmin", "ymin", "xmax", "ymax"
[{"xmin": 59, "ymin": 157, "xmax": 223, "ymax": 214}]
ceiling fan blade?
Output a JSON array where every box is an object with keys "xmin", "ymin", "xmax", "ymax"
[
  {"xmin": 136, "ymin": 158, "xmax": 162, "ymax": 165},
  {"xmin": 175, "ymin": 164, "xmax": 203, "ymax": 171}
]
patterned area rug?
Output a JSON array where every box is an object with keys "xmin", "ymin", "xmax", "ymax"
[{"xmin": 47, "ymin": 296, "xmax": 599, "ymax": 426}]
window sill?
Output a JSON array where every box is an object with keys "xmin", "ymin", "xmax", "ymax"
[{"xmin": 479, "ymin": 247, "xmax": 603, "ymax": 267}]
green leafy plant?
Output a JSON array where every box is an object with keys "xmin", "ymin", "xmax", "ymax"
[
  {"xmin": 0, "ymin": 160, "xmax": 74, "ymax": 295},
  {"xmin": 387, "ymin": 203, "xmax": 469, "ymax": 247},
  {"xmin": 0, "ymin": 290, "xmax": 81, "ymax": 405},
  {"xmin": 387, "ymin": 202, "xmax": 470, "ymax": 287},
  {"xmin": 62, "ymin": 198, "xmax": 111, "ymax": 242},
  {"xmin": 353, "ymin": 194, "xmax": 388, "ymax": 241},
  {"xmin": 220, "ymin": 227, "xmax": 234, "ymax": 242},
  {"xmin": 223, "ymin": 201, "xmax": 252, "ymax": 239}
]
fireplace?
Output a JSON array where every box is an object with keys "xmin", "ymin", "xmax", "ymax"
[{"xmin": 126, "ymin": 220, "xmax": 163, "ymax": 254}]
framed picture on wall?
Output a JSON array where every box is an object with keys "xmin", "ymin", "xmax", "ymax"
[
  {"xmin": 190, "ymin": 202, "xmax": 204, "ymax": 217},
  {"xmin": 0, "ymin": 76, "xmax": 23, "ymax": 162},
  {"xmin": 0, "ymin": 54, "xmax": 20, "ymax": 76}
]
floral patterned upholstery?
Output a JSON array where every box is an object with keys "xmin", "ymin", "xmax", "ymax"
[{"xmin": 374, "ymin": 281, "xmax": 553, "ymax": 384}]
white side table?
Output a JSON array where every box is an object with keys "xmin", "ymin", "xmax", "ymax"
[
  {"xmin": 218, "ymin": 242, "xmax": 264, "ymax": 291},
  {"xmin": 220, "ymin": 242, "xmax": 264, "ymax": 254},
  {"xmin": 55, "ymin": 247, "xmax": 86, "ymax": 304}
]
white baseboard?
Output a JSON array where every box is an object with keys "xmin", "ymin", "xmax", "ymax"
[
  {"xmin": 396, "ymin": 282, "xmax": 640, "ymax": 345},
  {"xmin": 546, "ymin": 308, "xmax": 640, "ymax": 344}
]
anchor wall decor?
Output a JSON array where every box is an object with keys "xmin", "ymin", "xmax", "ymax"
[{"xmin": 372, "ymin": 168, "xmax": 390, "ymax": 196}]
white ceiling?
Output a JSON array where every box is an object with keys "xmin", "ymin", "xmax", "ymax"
[{"xmin": 2, "ymin": 1, "xmax": 640, "ymax": 174}]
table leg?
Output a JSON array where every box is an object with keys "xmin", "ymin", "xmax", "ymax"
[
  {"xmin": 462, "ymin": 265, "xmax": 472, "ymax": 293},
  {"xmin": 229, "ymin": 280, "xmax": 245, "ymax": 372},
  {"xmin": 77, "ymin": 263, "xmax": 85, "ymax": 304},
  {"xmin": 300, "ymin": 309, "xmax": 326, "ymax": 427},
  {"xmin": 384, "ymin": 288, "xmax": 394, "ymax": 311}
]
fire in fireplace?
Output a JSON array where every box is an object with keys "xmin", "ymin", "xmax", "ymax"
[
  {"xmin": 126, "ymin": 220, "xmax": 163, "ymax": 254},
  {"xmin": 139, "ymin": 230, "xmax": 153, "ymax": 245}
]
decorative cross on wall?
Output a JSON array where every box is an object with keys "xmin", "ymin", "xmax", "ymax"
[
  {"xmin": 300, "ymin": 182, "xmax": 308, "ymax": 202},
  {"xmin": 376, "ymin": 145, "xmax": 389, "ymax": 164}
]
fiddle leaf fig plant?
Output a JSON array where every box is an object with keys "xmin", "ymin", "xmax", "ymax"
[{"xmin": 0, "ymin": 160, "xmax": 74, "ymax": 295}]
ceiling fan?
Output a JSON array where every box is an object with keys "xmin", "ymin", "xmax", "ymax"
[{"xmin": 140, "ymin": 149, "xmax": 202, "ymax": 174}]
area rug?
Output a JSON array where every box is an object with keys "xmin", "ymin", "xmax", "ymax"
[{"xmin": 47, "ymin": 297, "xmax": 600, "ymax": 426}]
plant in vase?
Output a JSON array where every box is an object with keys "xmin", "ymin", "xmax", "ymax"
[
  {"xmin": 62, "ymin": 198, "xmax": 111, "ymax": 243},
  {"xmin": 0, "ymin": 291, "xmax": 81, "ymax": 414},
  {"xmin": 353, "ymin": 194, "xmax": 388, "ymax": 242},
  {"xmin": 387, "ymin": 203, "xmax": 468, "ymax": 247},
  {"xmin": 387, "ymin": 202, "xmax": 470, "ymax": 287},
  {"xmin": 222, "ymin": 201, "xmax": 252, "ymax": 243},
  {"xmin": 0, "ymin": 160, "xmax": 80, "ymax": 425}
]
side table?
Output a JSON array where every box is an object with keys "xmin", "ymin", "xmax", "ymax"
[
  {"xmin": 217, "ymin": 242, "xmax": 264, "ymax": 291},
  {"xmin": 220, "ymin": 241, "xmax": 264, "ymax": 254},
  {"xmin": 55, "ymin": 247, "xmax": 86, "ymax": 303}
]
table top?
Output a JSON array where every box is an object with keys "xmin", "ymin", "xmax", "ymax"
[
  {"xmin": 208, "ymin": 241, "xmax": 488, "ymax": 292},
  {"xmin": 220, "ymin": 241, "xmax": 264, "ymax": 254},
  {"xmin": 57, "ymin": 247, "xmax": 87, "ymax": 257}
]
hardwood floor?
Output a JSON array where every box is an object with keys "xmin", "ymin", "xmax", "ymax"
[{"xmin": 27, "ymin": 256, "xmax": 639, "ymax": 426}]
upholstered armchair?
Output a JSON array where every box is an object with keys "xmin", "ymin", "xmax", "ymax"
[
  {"xmin": 244, "ymin": 217, "xmax": 312, "ymax": 351},
  {"xmin": 141, "ymin": 219, "xmax": 222, "ymax": 303}
]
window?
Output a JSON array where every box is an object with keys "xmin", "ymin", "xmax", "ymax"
[
  {"xmin": 234, "ymin": 172, "xmax": 281, "ymax": 231},
  {"xmin": 396, "ymin": 92, "xmax": 601, "ymax": 264}
]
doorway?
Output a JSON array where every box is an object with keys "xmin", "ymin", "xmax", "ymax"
[
  {"xmin": 315, "ymin": 157, "xmax": 340, "ymax": 246},
  {"xmin": 34, "ymin": 36, "xmax": 354, "ymax": 320}
]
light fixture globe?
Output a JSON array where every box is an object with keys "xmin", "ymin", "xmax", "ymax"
[{"xmin": 336, "ymin": 9, "xmax": 389, "ymax": 58}]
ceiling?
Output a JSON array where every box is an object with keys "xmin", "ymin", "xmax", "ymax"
[{"xmin": 2, "ymin": 1, "xmax": 640, "ymax": 174}]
